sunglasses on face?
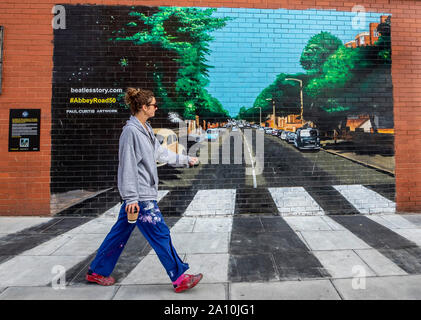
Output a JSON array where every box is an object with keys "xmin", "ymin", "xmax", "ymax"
[{"xmin": 148, "ymin": 103, "xmax": 158, "ymax": 109}]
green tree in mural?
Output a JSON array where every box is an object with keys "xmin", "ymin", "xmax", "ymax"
[
  {"xmin": 241, "ymin": 18, "xmax": 392, "ymax": 134},
  {"xmin": 112, "ymin": 7, "xmax": 231, "ymax": 122},
  {"xmin": 237, "ymin": 73, "xmax": 311, "ymax": 123},
  {"xmin": 304, "ymin": 18, "xmax": 392, "ymax": 132},
  {"xmin": 300, "ymin": 32, "xmax": 343, "ymax": 75}
]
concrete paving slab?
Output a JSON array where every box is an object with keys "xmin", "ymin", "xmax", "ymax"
[
  {"xmin": 283, "ymin": 216, "xmax": 335, "ymax": 231},
  {"xmin": 272, "ymin": 250, "xmax": 330, "ymax": 280},
  {"xmin": 0, "ymin": 255, "xmax": 88, "ymax": 286},
  {"xmin": 378, "ymin": 215, "xmax": 418, "ymax": 229},
  {"xmin": 0, "ymin": 285, "xmax": 117, "ymax": 300},
  {"xmin": 260, "ymin": 217, "xmax": 292, "ymax": 232},
  {"xmin": 120, "ymin": 254, "xmax": 170, "ymax": 285},
  {"xmin": 354, "ymin": 249, "xmax": 407, "ymax": 276},
  {"xmin": 51, "ymin": 233, "xmax": 108, "ymax": 256},
  {"xmin": 299, "ymin": 230, "xmax": 372, "ymax": 251},
  {"xmin": 184, "ymin": 189, "xmax": 236, "ymax": 216},
  {"xmin": 391, "ymin": 229, "xmax": 421, "ymax": 246},
  {"xmin": 365, "ymin": 215, "xmax": 401, "ymax": 230},
  {"xmin": 232, "ymin": 217, "xmax": 265, "ymax": 233},
  {"xmin": 401, "ymin": 215, "xmax": 421, "ymax": 227},
  {"xmin": 184, "ymin": 253, "xmax": 229, "ymax": 283},
  {"xmin": 230, "ymin": 231, "xmax": 308, "ymax": 254},
  {"xmin": 320, "ymin": 216, "xmax": 346, "ymax": 231},
  {"xmin": 0, "ymin": 217, "xmax": 52, "ymax": 235},
  {"xmin": 229, "ymin": 253, "xmax": 279, "ymax": 282},
  {"xmin": 113, "ymin": 283, "xmax": 227, "ymax": 300},
  {"xmin": 20, "ymin": 234, "xmax": 75, "ymax": 256},
  {"xmin": 268, "ymin": 187, "xmax": 325, "ymax": 216},
  {"xmin": 67, "ymin": 217, "xmax": 116, "ymax": 234},
  {"xmin": 170, "ymin": 217, "xmax": 196, "ymax": 233},
  {"xmin": 172, "ymin": 232, "xmax": 230, "ymax": 254},
  {"xmin": 102, "ymin": 203, "xmax": 122, "ymax": 218},
  {"xmin": 158, "ymin": 190, "xmax": 170, "ymax": 202},
  {"xmin": 333, "ymin": 275, "xmax": 421, "ymax": 299},
  {"xmin": 312, "ymin": 250, "xmax": 376, "ymax": 279},
  {"xmin": 193, "ymin": 217, "xmax": 232, "ymax": 233},
  {"xmin": 230, "ymin": 280, "xmax": 341, "ymax": 300}
]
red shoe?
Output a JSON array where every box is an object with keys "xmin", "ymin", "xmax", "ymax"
[
  {"xmin": 174, "ymin": 273, "xmax": 203, "ymax": 293},
  {"xmin": 85, "ymin": 272, "xmax": 115, "ymax": 286}
]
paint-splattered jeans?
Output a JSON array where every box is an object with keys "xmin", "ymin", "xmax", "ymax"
[{"xmin": 89, "ymin": 200, "xmax": 189, "ymax": 282}]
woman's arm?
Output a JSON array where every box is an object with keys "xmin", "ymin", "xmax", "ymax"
[{"xmin": 118, "ymin": 129, "xmax": 140, "ymax": 205}]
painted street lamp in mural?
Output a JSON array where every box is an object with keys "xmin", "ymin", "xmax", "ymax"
[
  {"xmin": 285, "ymin": 78, "xmax": 304, "ymax": 125},
  {"xmin": 254, "ymin": 106, "xmax": 262, "ymax": 127},
  {"xmin": 265, "ymin": 98, "xmax": 275, "ymax": 128}
]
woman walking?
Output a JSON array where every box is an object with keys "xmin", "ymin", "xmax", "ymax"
[{"xmin": 85, "ymin": 88, "xmax": 203, "ymax": 293}]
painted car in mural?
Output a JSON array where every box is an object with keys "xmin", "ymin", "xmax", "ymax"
[
  {"xmin": 294, "ymin": 128, "xmax": 321, "ymax": 150},
  {"xmin": 206, "ymin": 128, "xmax": 219, "ymax": 141},
  {"xmin": 153, "ymin": 128, "xmax": 187, "ymax": 166}
]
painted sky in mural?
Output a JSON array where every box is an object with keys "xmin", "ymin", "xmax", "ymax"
[{"xmin": 204, "ymin": 8, "xmax": 390, "ymax": 116}]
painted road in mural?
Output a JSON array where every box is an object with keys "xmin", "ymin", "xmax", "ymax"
[
  {"xmin": 51, "ymin": 5, "xmax": 394, "ymax": 218},
  {"xmin": 157, "ymin": 127, "xmax": 394, "ymax": 216}
]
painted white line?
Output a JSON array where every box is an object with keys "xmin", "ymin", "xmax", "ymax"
[
  {"xmin": 334, "ymin": 185, "xmax": 395, "ymax": 214},
  {"xmin": 243, "ymin": 131, "xmax": 257, "ymax": 188},
  {"xmin": 184, "ymin": 189, "xmax": 236, "ymax": 216},
  {"xmin": 268, "ymin": 187, "xmax": 325, "ymax": 216}
]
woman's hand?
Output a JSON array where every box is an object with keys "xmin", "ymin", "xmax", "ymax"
[
  {"xmin": 188, "ymin": 157, "xmax": 199, "ymax": 167},
  {"xmin": 125, "ymin": 202, "xmax": 140, "ymax": 214}
]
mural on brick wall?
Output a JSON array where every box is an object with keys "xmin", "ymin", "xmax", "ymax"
[{"xmin": 52, "ymin": 5, "xmax": 395, "ymax": 216}]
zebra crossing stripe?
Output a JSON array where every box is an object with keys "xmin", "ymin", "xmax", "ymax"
[
  {"xmin": 283, "ymin": 215, "xmax": 408, "ymax": 278},
  {"xmin": 184, "ymin": 189, "xmax": 236, "ymax": 216},
  {"xmin": 268, "ymin": 187, "xmax": 325, "ymax": 216},
  {"xmin": 366, "ymin": 215, "xmax": 421, "ymax": 247},
  {"xmin": 0, "ymin": 186, "xmax": 417, "ymax": 286},
  {"xmin": 333, "ymin": 184, "xmax": 396, "ymax": 214}
]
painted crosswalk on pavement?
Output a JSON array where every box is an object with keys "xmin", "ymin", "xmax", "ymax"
[{"xmin": 1, "ymin": 185, "xmax": 421, "ymax": 299}]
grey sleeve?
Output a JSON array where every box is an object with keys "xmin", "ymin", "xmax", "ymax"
[
  {"xmin": 118, "ymin": 130, "xmax": 140, "ymax": 205},
  {"xmin": 154, "ymin": 138, "xmax": 190, "ymax": 168}
]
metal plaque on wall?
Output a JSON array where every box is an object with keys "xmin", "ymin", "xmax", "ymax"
[{"xmin": 9, "ymin": 109, "xmax": 41, "ymax": 152}]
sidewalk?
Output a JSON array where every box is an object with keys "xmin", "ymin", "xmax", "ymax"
[
  {"xmin": 321, "ymin": 140, "xmax": 395, "ymax": 175},
  {"xmin": 1, "ymin": 206, "xmax": 421, "ymax": 300}
]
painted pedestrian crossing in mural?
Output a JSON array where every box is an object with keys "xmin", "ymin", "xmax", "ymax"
[{"xmin": 0, "ymin": 184, "xmax": 420, "ymax": 290}]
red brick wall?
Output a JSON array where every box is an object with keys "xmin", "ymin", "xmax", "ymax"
[{"xmin": 0, "ymin": 0, "xmax": 419, "ymax": 215}]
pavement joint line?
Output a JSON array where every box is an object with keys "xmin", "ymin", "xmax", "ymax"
[
  {"xmin": 329, "ymin": 278, "xmax": 345, "ymax": 300},
  {"xmin": 296, "ymin": 231, "xmax": 312, "ymax": 250},
  {"xmin": 226, "ymin": 282, "xmax": 231, "ymax": 300},
  {"xmin": 268, "ymin": 252, "xmax": 281, "ymax": 282},
  {"xmin": 351, "ymin": 248, "xmax": 380, "ymax": 277}
]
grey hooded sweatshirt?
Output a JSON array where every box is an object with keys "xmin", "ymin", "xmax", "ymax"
[{"xmin": 118, "ymin": 115, "xmax": 191, "ymax": 205}]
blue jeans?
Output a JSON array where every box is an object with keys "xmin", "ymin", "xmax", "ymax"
[{"xmin": 89, "ymin": 200, "xmax": 189, "ymax": 282}]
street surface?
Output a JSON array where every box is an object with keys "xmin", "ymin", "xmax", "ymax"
[{"xmin": 1, "ymin": 128, "xmax": 420, "ymax": 300}]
